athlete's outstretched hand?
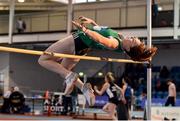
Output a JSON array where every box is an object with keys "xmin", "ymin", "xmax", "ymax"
[
  {"xmin": 79, "ymin": 16, "xmax": 94, "ymax": 24},
  {"xmin": 72, "ymin": 20, "xmax": 87, "ymax": 33},
  {"xmin": 79, "ymin": 16, "xmax": 98, "ymax": 26}
]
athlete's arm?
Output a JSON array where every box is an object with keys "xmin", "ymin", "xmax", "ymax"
[
  {"xmin": 72, "ymin": 21, "xmax": 119, "ymax": 49},
  {"xmin": 115, "ymin": 84, "xmax": 125, "ymax": 97},
  {"xmin": 94, "ymin": 82, "xmax": 109, "ymax": 95},
  {"xmin": 115, "ymin": 84, "xmax": 126, "ymax": 103},
  {"xmin": 114, "ymin": 84, "xmax": 123, "ymax": 93}
]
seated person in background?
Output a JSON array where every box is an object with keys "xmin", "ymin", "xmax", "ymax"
[
  {"xmin": 9, "ymin": 86, "xmax": 28, "ymax": 114},
  {"xmin": 94, "ymin": 72, "xmax": 125, "ymax": 120}
]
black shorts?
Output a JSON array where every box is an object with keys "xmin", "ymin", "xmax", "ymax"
[
  {"xmin": 109, "ymin": 98, "xmax": 119, "ymax": 105},
  {"xmin": 73, "ymin": 33, "xmax": 89, "ymax": 55},
  {"xmin": 165, "ymin": 96, "xmax": 175, "ymax": 106}
]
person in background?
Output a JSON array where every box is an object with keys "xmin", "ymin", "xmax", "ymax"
[
  {"xmin": 94, "ymin": 72, "xmax": 124, "ymax": 120},
  {"xmin": 165, "ymin": 79, "xmax": 176, "ymax": 106},
  {"xmin": 62, "ymin": 95, "xmax": 72, "ymax": 115},
  {"xmin": 116, "ymin": 80, "xmax": 129, "ymax": 120},
  {"xmin": 9, "ymin": 86, "xmax": 26, "ymax": 113},
  {"xmin": 122, "ymin": 76, "xmax": 133, "ymax": 119},
  {"xmin": 61, "ymin": 83, "xmax": 73, "ymax": 115},
  {"xmin": 16, "ymin": 18, "xmax": 26, "ymax": 33},
  {"xmin": 141, "ymin": 89, "xmax": 147, "ymax": 120},
  {"xmin": 70, "ymin": 87, "xmax": 78, "ymax": 114}
]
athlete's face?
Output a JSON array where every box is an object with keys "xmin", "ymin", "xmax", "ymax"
[{"xmin": 122, "ymin": 37, "xmax": 142, "ymax": 52}]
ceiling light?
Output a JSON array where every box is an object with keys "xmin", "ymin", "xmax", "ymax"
[
  {"xmin": 158, "ymin": 6, "xmax": 162, "ymax": 11},
  {"xmin": 50, "ymin": 0, "xmax": 87, "ymax": 4},
  {"xmin": 98, "ymin": 72, "xmax": 103, "ymax": 77},
  {"xmin": 50, "ymin": 0, "xmax": 68, "ymax": 4},
  {"xmin": 18, "ymin": 0, "xmax": 25, "ymax": 3},
  {"xmin": 79, "ymin": 72, "xmax": 84, "ymax": 77}
]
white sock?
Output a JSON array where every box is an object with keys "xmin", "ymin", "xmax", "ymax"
[{"xmin": 65, "ymin": 72, "xmax": 72, "ymax": 79}]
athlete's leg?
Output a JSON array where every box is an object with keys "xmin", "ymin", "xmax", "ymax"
[
  {"xmin": 38, "ymin": 35, "xmax": 75, "ymax": 78},
  {"xmin": 102, "ymin": 103, "xmax": 110, "ymax": 113},
  {"xmin": 38, "ymin": 35, "xmax": 79, "ymax": 95},
  {"xmin": 38, "ymin": 35, "xmax": 95, "ymax": 106},
  {"xmin": 108, "ymin": 103, "xmax": 117, "ymax": 120},
  {"xmin": 103, "ymin": 103, "xmax": 117, "ymax": 120}
]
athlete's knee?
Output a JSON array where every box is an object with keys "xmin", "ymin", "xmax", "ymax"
[
  {"xmin": 38, "ymin": 55, "xmax": 49, "ymax": 66},
  {"xmin": 102, "ymin": 107, "xmax": 108, "ymax": 112}
]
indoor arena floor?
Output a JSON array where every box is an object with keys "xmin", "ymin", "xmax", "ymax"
[
  {"xmin": 0, "ymin": 109, "xmax": 144, "ymax": 120},
  {"xmin": 0, "ymin": 113, "xmax": 112, "ymax": 120}
]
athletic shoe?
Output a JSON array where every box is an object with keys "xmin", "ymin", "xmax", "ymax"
[
  {"xmin": 82, "ymin": 83, "xmax": 95, "ymax": 106},
  {"xmin": 64, "ymin": 72, "xmax": 78, "ymax": 95}
]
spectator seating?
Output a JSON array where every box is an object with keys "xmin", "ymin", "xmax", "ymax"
[
  {"xmin": 152, "ymin": 66, "xmax": 161, "ymax": 73},
  {"xmin": 170, "ymin": 66, "xmax": 180, "ymax": 82}
]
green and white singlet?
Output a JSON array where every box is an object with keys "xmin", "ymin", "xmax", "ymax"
[{"xmin": 73, "ymin": 26, "xmax": 124, "ymax": 55}]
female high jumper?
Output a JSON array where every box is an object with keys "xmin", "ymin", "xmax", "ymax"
[{"xmin": 38, "ymin": 16, "xmax": 157, "ymax": 106}]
